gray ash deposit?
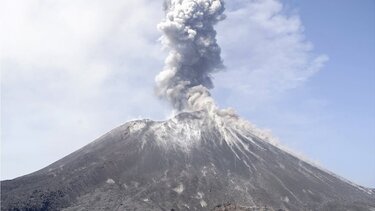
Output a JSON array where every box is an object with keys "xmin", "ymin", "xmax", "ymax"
[{"xmin": 1, "ymin": 111, "xmax": 374, "ymax": 210}]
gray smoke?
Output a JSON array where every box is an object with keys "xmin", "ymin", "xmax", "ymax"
[
  {"xmin": 154, "ymin": 0, "xmax": 320, "ymax": 172},
  {"xmin": 156, "ymin": 0, "xmax": 226, "ymax": 112}
]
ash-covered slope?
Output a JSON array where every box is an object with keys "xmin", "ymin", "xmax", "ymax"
[{"xmin": 1, "ymin": 111, "xmax": 374, "ymax": 211}]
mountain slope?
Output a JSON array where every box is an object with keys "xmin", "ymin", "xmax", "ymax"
[{"xmin": 1, "ymin": 111, "xmax": 374, "ymax": 211}]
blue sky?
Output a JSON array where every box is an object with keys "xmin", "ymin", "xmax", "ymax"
[
  {"xmin": 214, "ymin": 0, "xmax": 375, "ymax": 187},
  {"xmin": 287, "ymin": 0, "xmax": 375, "ymax": 187},
  {"xmin": 249, "ymin": 0, "xmax": 375, "ymax": 187},
  {"xmin": 1, "ymin": 0, "xmax": 374, "ymax": 187}
]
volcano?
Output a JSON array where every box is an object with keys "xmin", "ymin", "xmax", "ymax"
[{"xmin": 1, "ymin": 111, "xmax": 374, "ymax": 210}]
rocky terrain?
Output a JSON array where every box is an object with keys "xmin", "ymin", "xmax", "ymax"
[{"xmin": 1, "ymin": 111, "xmax": 374, "ymax": 210}]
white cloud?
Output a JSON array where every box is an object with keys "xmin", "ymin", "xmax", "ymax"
[
  {"xmin": 1, "ymin": 0, "xmax": 168, "ymax": 179},
  {"xmin": 214, "ymin": 0, "xmax": 328, "ymax": 109}
]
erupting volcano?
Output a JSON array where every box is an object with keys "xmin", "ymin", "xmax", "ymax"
[{"xmin": 1, "ymin": 0, "xmax": 374, "ymax": 210}]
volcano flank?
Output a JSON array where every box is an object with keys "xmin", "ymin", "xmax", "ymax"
[{"xmin": 1, "ymin": 111, "xmax": 374, "ymax": 210}]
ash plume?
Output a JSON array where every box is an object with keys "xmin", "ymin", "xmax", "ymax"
[
  {"xmin": 156, "ymin": 0, "xmax": 226, "ymax": 112},
  {"xmin": 155, "ymin": 0, "xmax": 280, "ymax": 150}
]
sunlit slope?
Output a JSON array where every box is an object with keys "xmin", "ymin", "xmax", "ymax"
[{"xmin": 1, "ymin": 111, "xmax": 374, "ymax": 210}]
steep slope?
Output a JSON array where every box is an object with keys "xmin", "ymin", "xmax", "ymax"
[{"xmin": 1, "ymin": 111, "xmax": 374, "ymax": 211}]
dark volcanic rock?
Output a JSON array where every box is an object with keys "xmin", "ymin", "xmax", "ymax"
[{"xmin": 1, "ymin": 111, "xmax": 374, "ymax": 210}]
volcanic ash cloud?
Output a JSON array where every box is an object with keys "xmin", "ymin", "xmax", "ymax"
[{"xmin": 155, "ymin": 0, "xmax": 226, "ymax": 113}]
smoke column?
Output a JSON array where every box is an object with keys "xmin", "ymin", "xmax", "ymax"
[
  {"xmin": 155, "ymin": 0, "xmax": 311, "ymax": 168},
  {"xmin": 156, "ymin": 0, "xmax": 226, "ymax": 112}
]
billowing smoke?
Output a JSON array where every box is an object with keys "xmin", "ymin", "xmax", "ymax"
[
  {"xmin": 155, "ymin": 0, "xmax": 280, "ymax": 148},
  {"xmin": 154, "ymin": 0, "xmax": 321, "ymax": 171},
  {"xmin": 156, "ymin": 0, "xmax": 226, "ymax": 112}
]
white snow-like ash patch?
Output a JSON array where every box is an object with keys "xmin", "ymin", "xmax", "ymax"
[
  {"xmin": 201, "ymin": 166, "xmax": 208, "ymax": 176},
  {"xmin": 151, "ymin": 120, "xmax": 202, "ymax": 151},
  {"xmin": 196, "ymin": 192, "xmax": 204, "ymax": 199},
  {"xmin": 173, "ymin": 183, "xmax": 184, "ymax": 194},
  {"xmin": 209, "ymin": 163, "xmax": 217, "ymax": 175},
  {"xmin": 283, "ymin": 196, "xmax": 290, "ymax": 203},
  {"xmin": 150, "ymin": 111, "xmax": 278, "ymax": 155},
  {"xmin": 129, "ymin": 121, "xmax": 147, "ymax": 133},
  {"xmin": 200, "ymin": 200, "xmax": 207, "ymax": 207},
  {"xmin": 303, "ymin": 189, "xmax": 314, "ymax": 195},
  {"xmin": 353, "ymin": 185, "xmax": 373, "ymax": 195},
  {"xmin": 106, "ymin": 179, "xmax": 115, "ymax": 184}
]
